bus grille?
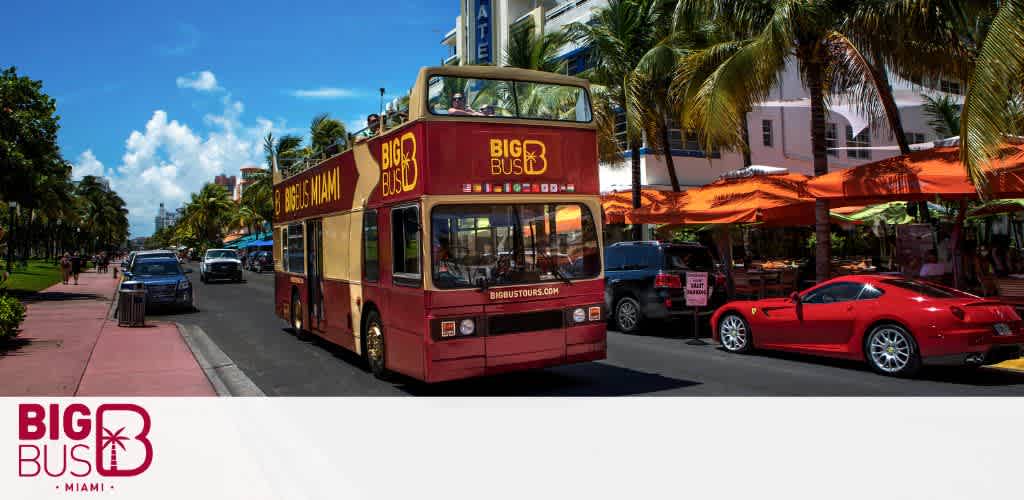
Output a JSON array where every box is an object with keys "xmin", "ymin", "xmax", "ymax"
[{"xmin": 488, "ymin": 310, "xmax": 564, "ymax": 335}]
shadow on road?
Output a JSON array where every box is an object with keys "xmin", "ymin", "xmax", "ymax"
[
  {"xmin": 16, "ymin": 291, "xmax": 107, "ymax": 303},
  {"xmin": 735, "ymin": 347, "xmax": 1024, "ymax": 388}
]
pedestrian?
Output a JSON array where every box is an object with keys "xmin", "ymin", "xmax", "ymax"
[
  {"xmin": 60, "ymin": 252, "xmax": 71, "ymax": 285},
  {"xmin": 70, "ymin": 251, "xmax": 82, "ymax": 285}
]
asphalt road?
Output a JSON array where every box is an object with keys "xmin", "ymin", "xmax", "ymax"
[{"xmin": 162, "ymin": 262, "xmax": 1024, "ymax": 396}]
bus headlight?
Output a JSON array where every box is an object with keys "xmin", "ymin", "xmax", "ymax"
[
  {"xmin": 572, "ymin": 308, "xmax": 586, "ymax": 323},
  {"xmin": 459, "ymin": 318, "xmax": 475, "ymax": 336}
]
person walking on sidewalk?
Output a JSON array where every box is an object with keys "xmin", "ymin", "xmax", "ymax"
[
  {"xmin": 60, "ymin": 252, "xmax": 72, "ymax": 285},
  {"xmin": 70, "ymin": 251, "xmax": 82, "ymax": 285}
]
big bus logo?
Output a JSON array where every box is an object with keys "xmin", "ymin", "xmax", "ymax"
[
  {"xmin": 381, "ymin": 132, "xmax": 418, "ymax": 197},
  {"xmin": 489, "ymin": 138, "xmax": 548, "ymax": 176},
  {"xmin": 17, "ymin": 403, "xmax": 154, "ymax": 491}
]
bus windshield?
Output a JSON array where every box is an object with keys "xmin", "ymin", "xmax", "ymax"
[
  {"xmin": 428, "ymin": 76, "xmax": 592, "ymax": 122},
  {"xmin": 431, "ymin": 203, "xmax": 601, "ymax": 289}
]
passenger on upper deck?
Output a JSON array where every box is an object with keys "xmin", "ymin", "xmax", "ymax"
[
  {"xmin": 355, "ymin": 114, "xmax": 381, "ymax": 143},
  {"xmin": 479, "ymin": 104, "xmax": 496, "ymax": 117},
  {"xmin": 448, "ymin": 93, "xmax": 479, "ymax": 116}
]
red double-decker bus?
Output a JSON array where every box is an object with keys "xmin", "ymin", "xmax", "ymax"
[{"xmin": 272, "ymin": 65, "xmax": 605, "ymax": 382}]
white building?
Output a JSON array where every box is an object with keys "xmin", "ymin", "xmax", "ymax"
[{"xmin": 441, "ymin": 0, "xmax": 963, "ymax": 193}]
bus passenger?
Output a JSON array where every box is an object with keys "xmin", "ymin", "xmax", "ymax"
[
  {"xmin": 480, "ymin": 104, "xmax": 496, "ymax": 116},
  {"xmin": 448, "ymin": 93, "xmax": 478, "ymax": 116},
  {"xmin": 355, "ymin": 114, "xmax": 381, "ymax": 143}
]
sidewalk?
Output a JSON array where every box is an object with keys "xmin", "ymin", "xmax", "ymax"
[{"xmin": 0, "ymin": 267, "xmax": 215, "ymax": 396}]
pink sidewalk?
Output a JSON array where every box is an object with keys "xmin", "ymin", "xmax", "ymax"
[{"xmin": 0, "ymin": 267, "xmax": 215, "ymax": 396}]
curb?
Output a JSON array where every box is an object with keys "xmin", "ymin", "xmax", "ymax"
[{"xmin": 176, "ymin": 323, "xmax": 265, "ymax": 397}]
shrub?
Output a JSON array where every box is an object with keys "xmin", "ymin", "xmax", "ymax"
[{"xmin": 0, "ymin": 293, "xmax": 26, "ymax": 340}]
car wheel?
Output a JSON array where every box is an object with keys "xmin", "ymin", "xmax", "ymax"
[
  {"xmin": 363, "ymin": 310, "xmax": 389, "ymax": 380},
  {"xmin": 290, "ymin": 290, "xmax": 304, "ymax": 335},
  {"xmin": 614, "ymin": 296, "xmax": 643, "ymax": 334},
  {"xmin": 865, "ymin": 323, "xmax": 921, "ymax": 377},
  {"xmin": 718, "ymin": 313, "xmax": 752, "ymax": 353}
]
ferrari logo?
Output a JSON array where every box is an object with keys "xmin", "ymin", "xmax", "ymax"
[{"xmin": 751, "ymin": 307, "xmax": 757, "ymax": 316}]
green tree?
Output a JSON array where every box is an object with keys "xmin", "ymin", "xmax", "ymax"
[
  {"xmin": 309, "ymin": 113, "xmax": 348, "ymax": 156},
  {"xmin": 505, "ymin": 28, "xmax": 568, "ymax": 74},
  {"xmin": 567, "ymin": 0, "xmax": 661, "ymax": 240},
  {"xmin": 922, "ymin": 93, "xmax": 962, "ymax": 138},
  {"xmin": 177, "ymin": 183, "xmax": 234, "ymax": 250}
]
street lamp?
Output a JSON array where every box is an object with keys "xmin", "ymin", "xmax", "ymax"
[{"xmin": 6, "ymin": 201, "xmax": 16, "ymax": 274}]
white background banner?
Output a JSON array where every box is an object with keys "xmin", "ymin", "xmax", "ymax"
[{"xmin": 3, "ymin": 398, "xmax": 1021, "ymax": 499}]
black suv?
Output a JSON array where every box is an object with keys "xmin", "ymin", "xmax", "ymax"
[{"xmin": 604, "ymin": 241, "xmax": 726, "ymax": 334}]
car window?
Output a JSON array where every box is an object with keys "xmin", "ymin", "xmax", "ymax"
[
  {"xmin": 605, "ymin": 247, "xmax": 624, "ymax": 271},
  {"xmin": 881, "ymin": 279, "xmax": 973, "ymax": 299},
  {"xmin": 206, "ymin": 250, "xmax": 238, "ymax": 260},
  {"xmin": 131, "ymin": 261, "xmax": 181, "ymax": 276},
  {"xmin": 802, "ymin": 282, "xmax": 865, "ymax": 304},
  {"xmin": 663, "ymin": 247, "xmax": 715, "ymax": 272},
  {"xmin": 858, "ymin": 283, "xmax": 884, "ymax": 300}
]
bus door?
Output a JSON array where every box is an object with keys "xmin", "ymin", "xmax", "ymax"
[
  {"xmin": 306, "ymin": 218, "xmax": 325, "ymax": 332},
  {"xmin": 384, "ymin": 204, "xmax": 426, "ymax": 378}
]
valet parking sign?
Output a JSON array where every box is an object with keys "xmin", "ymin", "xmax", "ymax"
[{"xmin": 685, "ymin": 272, "xmax": 709, "ymax": 307}]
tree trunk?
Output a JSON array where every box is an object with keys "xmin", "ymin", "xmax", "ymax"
[
  {"xmin": 630, "ymin": 142, "xmax": 643, "ymax": 241},
  {"xmin": 658, "ymin": 119, "xmax": 681, "ymax": 191},
  {"xmin": 807, "ymin": 59, "xmax": 831, "ymax": 282},
  {"xmin": 740, "ymin": 113, "xmax": 753, "ymax": 167}
]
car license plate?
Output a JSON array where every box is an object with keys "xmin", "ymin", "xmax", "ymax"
[{"xmin": 994, "ymin": 323, "xmax": 1013, "ymax": 336}]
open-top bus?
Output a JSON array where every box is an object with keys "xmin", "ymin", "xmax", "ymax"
[{"xmin": 272, "ymin": 65, "xmax": 605, "ymax": 382}]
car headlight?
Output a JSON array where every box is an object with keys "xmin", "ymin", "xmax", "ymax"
[
  {"xmin": 459, "ymin": 318, "xmax": 475, "ymax": 336},
  {"xmin": 572, "ymin": 308, "xmax": 586, "ymax": 323},
  {"xmin": 178, "ymin": 280, "xmax": 190, "ymax": 290}
]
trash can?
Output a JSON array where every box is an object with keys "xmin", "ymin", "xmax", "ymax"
[{"xmin": 118, "ymin": 281, "xmax": 146, "ymax": 327}]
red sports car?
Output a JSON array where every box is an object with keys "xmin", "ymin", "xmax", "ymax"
[{"xmin": 711, "ymin": 275, "xmax": 1024, "ymax": 376}]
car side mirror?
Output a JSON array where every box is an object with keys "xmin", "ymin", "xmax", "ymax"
[
  {"xmin": 184, "ymin": 269, "xmax": 193, "ymax": 274},
  {"xmin": 789, "ymin": 292, "xmax": 800, "ymax": 303}
]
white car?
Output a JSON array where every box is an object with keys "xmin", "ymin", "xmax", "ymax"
[{"xmin": 200, "ymin": 249, "xmax": 243, "ymax": 283}]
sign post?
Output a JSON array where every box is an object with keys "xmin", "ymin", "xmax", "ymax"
[{"xmin": 685, "ymin": 272, "xmax": 709, "ymax": 345}]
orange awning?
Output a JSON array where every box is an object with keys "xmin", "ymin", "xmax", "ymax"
[
  {"xmin": 631, "ymin": 173, "xmax": 821, "ymax": 226},
  {"xmin": 805, "ymin": 145, "xmax": 1024, "ymax": 207},
  {"xmin": 601, "ymin": 189, "xmax": 676, "ymax": 225}
]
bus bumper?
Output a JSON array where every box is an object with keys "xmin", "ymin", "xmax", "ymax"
[{"xmin": 425, "ymin": 324, "xmax": 606, "ymax": 383}]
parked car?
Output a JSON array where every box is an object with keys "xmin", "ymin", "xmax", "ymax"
[
  {"xmin": 200, "ymin": 249, "xmax": 243, "ymax": 283},
  {"xmin": 123, "ymin": 249, "xmax": 177, "ymax": 273},
  {"xmin": 711, "ymin": 275, "xmax": 1024, "ymax": 376},
  {"xmin": 604, "ymin": 241, "xmax": 726, "ymax": 334},
  {"xmin": 247, "ymin": 251, "xmax": 274, "ymax": 272},
  {"xmin": 122, "ymin": 257, "xmax": 193, "ymax": 311}
]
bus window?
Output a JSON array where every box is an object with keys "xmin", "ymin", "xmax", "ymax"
[
  {"xmin": 514, "ymin": 81, "xmax": 592, "ymax": 122},
  {"xmin": 287, "ymin": 222, "xmax": 305, "ymax": 274},
  {"xmin": 391, "ymin": 206, "xmax": 421, "ymax": 284},
  {"xmin": 427, "ymin": 76, "xmax": 590, "ymax": 122},
  {"xmin": 431, "ymin": 203, "xmax": 601, "ymax": 289},
  {"xmin": 364, "ymin": 210, "xmax": 379, "ymax": 282}
]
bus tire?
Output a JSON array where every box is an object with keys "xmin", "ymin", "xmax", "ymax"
[
  {"xmin": 290, "ymin": 289, "xmax": 305, "ymax": 336},
  {"xmin": 364, "ymin": 310, "xmax": 389, "ymax": 380}
]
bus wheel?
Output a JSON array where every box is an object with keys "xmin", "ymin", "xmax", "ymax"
[
  {"xmin": 364, "ymin": 310, "xmax": 389, "ymax": 379},
  {"xmin": 290, "ymin": 290, "xmax": 304, "ymax": 334}
]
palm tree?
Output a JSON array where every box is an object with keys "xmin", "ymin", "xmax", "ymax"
[
  {"xmin": 178, "ymin": 183, "xmax": 234, "ymax": 249},
  {"xmin": 309, "ymin": 113, "xmax": 348, "ymax": 156},
  {"xmin": 505, "ymin": 28, "xmax": 568, "ymax": 74},
  {"xmin": 958, "ymin": 0, "xmax": 1024, "ymax": 186},
  {"xmin": 676, "ymin": 0, "xmax": 931, "ymax": 281},
  {"xmin": 923, "ymin": 93, "xmax": 962, "ymax": 138},
  {"xmin": 99, "ymin": 426, "xmax": 128, "ymax": 471},
  {"xmin": 264, "ymin": 132, "xmax": 305, "ymax": 176},
  {"xmin": 567, "ymin": 0, "xmax": 661, "ymax": 240}
]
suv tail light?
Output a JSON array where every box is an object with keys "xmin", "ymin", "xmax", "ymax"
[{"xmin": 655, "ymin": 273, "xmax": 682, "ymax": 289}]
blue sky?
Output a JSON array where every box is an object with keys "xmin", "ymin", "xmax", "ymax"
[{"xmin": 0, "ymin": 0, "xmax": 458, "ymax": 236}]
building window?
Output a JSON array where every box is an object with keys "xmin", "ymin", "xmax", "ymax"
[
  {"xmin": 762, "ymin": 120, "xmax": 773, "ymax": 147},
  {"xmin": 846, "ymin": 126, "xmax": 872, "ymax": 160},
  {"xmin": 286, "ymin": 222, "xmax": 305, "ymax": 274},
  {"xmin": 665, "ymin": 119, "xmax": 719, "ymax": 158},
  {"xmin": 564, "ymin": 48, "xmax": 592, "ymax": 76},
  {"xmin": 391, "ymin": 205, "xmax": 421, "ymax": 284},
  {"xmin": 905, "ymin": 132, "xmax": 927, "ymax": 145},
  {"xmin": 825, "ymin": 123, "xmax": 838, "ymax": 157},
  {"xmin": 363, "ymin": 210, "xmax": 379, "ymax": 282},
  {"xmin": 939, "ymin": 80, "xmax": 961, "ymax": 95}
]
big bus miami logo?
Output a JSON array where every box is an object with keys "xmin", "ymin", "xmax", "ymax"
[
  {"xmin": 381, "ymin": 132, "xmax": 418, "ymax": 197},
  {"xmin": 489, "ymin": 138, "xmax": 548, "ymax": 176},
  {"xmin": 18, "ymin": 403, "xmax": 154, "ymax": 492},
  {"xmin": 276, "ymin": 165, "xmax": 345, "ymax": 217}
]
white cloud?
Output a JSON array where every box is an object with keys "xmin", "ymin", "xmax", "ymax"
[
  {"xmin": 176, "ymin": 70, "xmax": 221, "ymax": 92},
  {"xmin": 98, "ymin": 95, "xmax": 283, "ymax": 236},
  {"xmin": 290, "ymin": 87, "xmax": 362, "ymax": 99},
  {"xmin": 72, "ymin": 150, "xmax": 107, "ymax": 179}
]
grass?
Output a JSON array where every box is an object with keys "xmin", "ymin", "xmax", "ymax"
[{"xmin": 1, "ymin": 259, "xmax": 64, "ymax": 294}]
